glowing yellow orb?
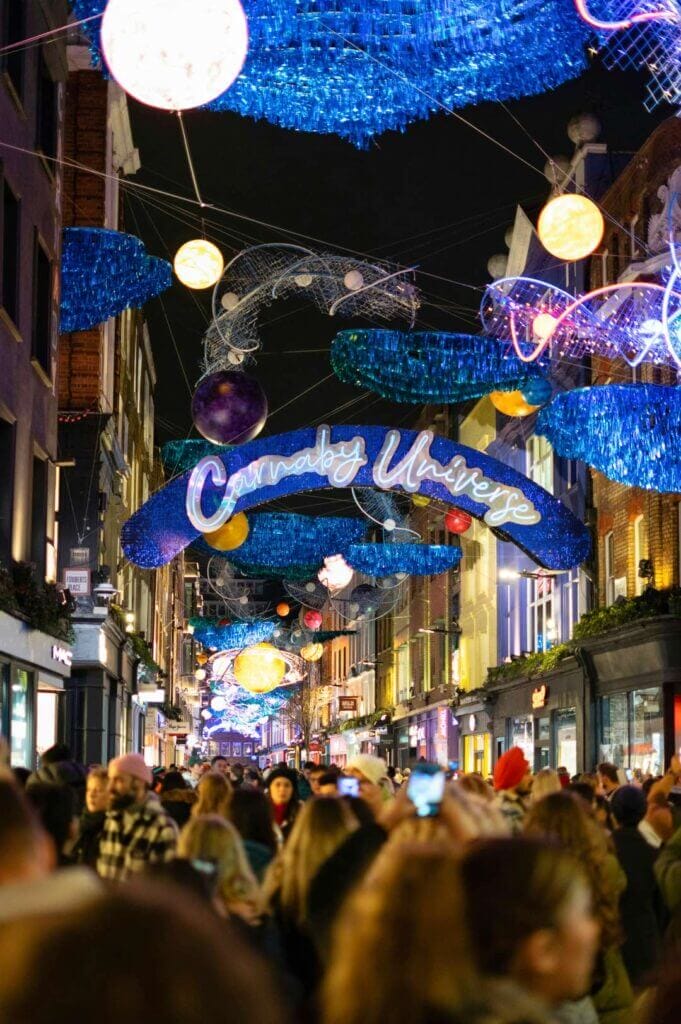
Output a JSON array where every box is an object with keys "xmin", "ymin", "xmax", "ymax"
[
  {"xmin": 233, "ymin": 643, "xmax": 287, "ymax": 694},
  {"xmin": 537, "ymin": 194, "xmax": 604, "ymax": 262},
  {"xmin": 301, "ymin": 642, "xmax": 324, "ymax": 663},
  {"xmin": 489, "ymin": 390, "xmax": 540, "ymax": 418},
  {"xmin": 174, "ymin": 239, "xmax": 224, "ymax": 289},
  {"xmin": 412, "ymin": 494, "xmax": 431, "ymax": 507},
  {"xmin": 202, "ymin": 512, "xmax": 249, "ymax": 551}
]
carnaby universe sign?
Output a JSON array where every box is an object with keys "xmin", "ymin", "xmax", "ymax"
[{"xmin": 122, "ymin": 425, "xmax": 591, "ymax": 570}]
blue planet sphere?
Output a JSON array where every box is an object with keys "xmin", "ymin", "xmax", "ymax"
[{"xmin": 521, "ymin": 377, "xmax": 553, "ymax": 407}]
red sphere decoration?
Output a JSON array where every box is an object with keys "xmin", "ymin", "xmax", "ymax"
[
  {"xmin": 444, "ymin": 508, "xmax": 473, "ymax": 534},
  {"xmin": 218, "ymin": 618, "xmax": 231, "ymax": 626},
  {"xmin": 303, "ymin": 609, "xmax": 323, "ymax": 630}
]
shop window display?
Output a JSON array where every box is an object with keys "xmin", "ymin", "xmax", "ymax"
[
  {"xmin": 10, "ymin": 668, "xmax": 32, "ymax": 768},
  {"xmin": 511, "ymin": 716, "xmax": 534, "ymax": 767},
  {"xmin": 554, "ymin": 707, "xmax": 577, "ymax": 777},
  {"xmin": 599, "ymin": 688, "xmax": 663, "ymax": 774}
]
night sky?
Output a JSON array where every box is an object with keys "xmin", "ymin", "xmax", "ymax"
[{"xmin": 126, "ymin": 59, "xmax": 667, "ymax": 451}]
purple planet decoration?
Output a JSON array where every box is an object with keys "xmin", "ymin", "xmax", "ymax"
[{"xmin": 191, "ymin": 370, "xmax": 268, "ymax": 445}]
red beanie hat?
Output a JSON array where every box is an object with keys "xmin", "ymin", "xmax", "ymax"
[{"xmin": 493, "ymin": 746, "xmax": 530, "ymax": 792}]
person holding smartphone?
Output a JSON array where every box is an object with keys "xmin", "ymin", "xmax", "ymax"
[{"xmin": 345, "ymin": 755, "xmax": 391, "ymax": 814}]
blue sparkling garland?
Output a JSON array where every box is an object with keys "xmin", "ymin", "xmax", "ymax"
[
  {"xmin": 161, "ymin": 440, "xmax": 233, "ymax": 477},
  {"xmin": 199, "ymin": 512, "xmax": 368, "ymax": 577},
  {"xmin": 191, "ymin": 618, "xmax": 278, "ymax": 649},
  {"xmin": 203, "ymin": 683, "xmax": 295, "ymax": 737},
  {"xmin": 537, "ymin": 384, "xmax": 681, "ymax": 493},
  {"xmin": 331, "ymin": 329, "xmax": 547, "ymax": 403},
  {"xmin": 60, "ymin": 228, "xmax": 171, "ymax": 333},
  {"xmin": 345, "ymin": 542, "xmax": 463, "ymax": 576},
  {"xmin": 70, "ymin": 1, "xmax": 590, "ymax": 146}
]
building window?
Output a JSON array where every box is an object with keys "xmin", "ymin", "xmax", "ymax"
[
  {"xmin": 598, "ymin": 688, "xmax": 663, "ymax": 775},
  {"xmin": 527, "ymin": 435, "xmax": 553, "ymax": 494},
  {"xmin": 554, "ymin": 707, "xmax": 577, "ymax": 777},
  {"xmin": 562, "ymin": 568, "xmax": 581, "ymax": 639},
  {"xmin": 527, "ymin": 575, "xmax": 556, "ymax": 652},
  {"xmin": 36, "ymin": 54, "xmax": 59, "ymax": 162},
  {"xmin": 633, "ymin": 515, "xmax": 648, "ymax": 596},
  {"xmin": 604, "ymin": 531, "xmax": 615, "ymax": 606},
  {"xmin": 10, "ymin": 667, "xmax": 33, "ymax": 768},
  {"xmin": 0, "ymin": 418, "xmax": 14, "ymax": 562},
  {"xmin": 32, "ymin": 235, "xmax": 53, "ymax": 377},
  {"xmin": 31, "ymin": 456, "xmax": 48, "ymax": 578},
  {"xmin": 558, "ymin": 456, "xmax": 576, "ymax": 491},
  {"xmin": 1, "ymin": 2, "xmax": 25, "ymax": 99},
  {"xmin": 1, "ymin": 176, "xmax": 20, "ymax": 327},
  {"xmin": 510, "ymin": 716, "xmax": 534, "ymax": 767}
]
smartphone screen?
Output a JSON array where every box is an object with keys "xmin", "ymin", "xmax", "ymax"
[
  {"xmin": 407, "ymin": 766, "xmax": 446, "ymax": 817},
  {"xmin": 338, "ymin": 776, "xmax": 360, "ymax": 797}
]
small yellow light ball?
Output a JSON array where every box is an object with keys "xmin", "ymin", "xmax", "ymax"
[
  {"xmin": 202, "ymin": 512, "xmax": 249, "ymax": 551},
  {"xmin": 412, "ymin": 494, "xmax": 431, "ymax": 507},
  {"xmin": 301, "ymin": 642, "xmax": 324, "ymax": 663},
  {"xmin": 537, "ymin": 194, "xmax": 604, "ymax": 262},
  {"xmin": 532, "ymin": 312, "xmax": 558, "ymax": 342},
  {"xmin": 233, "ymin": 643, "xmax": 287, "ymax": 694},
  {"xmin": 489, "ymin": 390, "xmax": 540, "ymax": 418},
  {"xmin": 174, "ymin": 239, "xmax": 224, "ymax": 290}
]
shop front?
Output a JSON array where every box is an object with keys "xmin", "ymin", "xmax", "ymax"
[
  {"xmin": 488, "ymin": 660, "xmax": 585, "ymax": 776},
  {"xmin": 458, "ymin": 705, "xmax": 492, "ymax": 777},
  {"xmin": 393, "ymin": 702, "xmax": 459, "ymax": 769},
  {"xmin": 0, "ymin": 610, "xmax": 73, "ymax": 769}
]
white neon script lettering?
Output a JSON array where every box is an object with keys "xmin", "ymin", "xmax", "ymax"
[
  {"xmin": 186, "ymin": 426, "xmax": 368, "ymax": 532},
  {"xmin": 372, "ymin": 430, "xmax": 541, "ymax": 527},
  {"xmin": 185, "ymin": 426, "xmax": 541, "ymax": 532}
]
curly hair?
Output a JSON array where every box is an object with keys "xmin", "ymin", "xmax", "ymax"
[{"xmin": 524, "ymin": 791, "xmax": 622, "ymax": 948}]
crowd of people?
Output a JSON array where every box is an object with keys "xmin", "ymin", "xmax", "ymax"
[{"xmin": 2, "ymin": 740, "xmax": 681, "ymax": 1024}]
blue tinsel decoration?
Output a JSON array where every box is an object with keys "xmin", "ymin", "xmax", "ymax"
[
  {"xmin": 190, "ymin": 618, "xmax": 278, "ymax": 648},
  {"xmin": 203, "ymin": 682, "xmax": 295, "ymax": 737},
  {"xmin": 60, "ymin": 228, "xmax": 171, "ymax": 333},
  {"xmin": 331, "ymin": 329, "xmax": 546, "ymax": 403},
  {"xmin": 200, "ymin": 512, "xmax": 368, "ymax": 577},
  {"xmin": 345, "ymin": 542, "xmax": 462, "ymax": 576},
  {"xmin": 70, "ymin": 1, "xmax": 590, "ymax": 146},
  {"xmin": 162, "ymin": 440, "xmax": 233, "ymax": 477},
  {"xmin": 537, "ymin": 384, "xmax": 681, "ymax": 493}
]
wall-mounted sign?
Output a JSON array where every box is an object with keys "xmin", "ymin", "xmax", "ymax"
[
  {"xmin": 122, "ymin": 425, "xmax": 591, "ymax": 571},
  {"xmin": 532, "ymin": 684, "xmax": 549, "ymax": 710},
  {"xmin": 468, "ymin": 713, "xmax": 477, "ymax": 732},
  {"xmin": 69, "ymin": 547, "xmax": 90, "ymax": 566},
  {"xmin": 338, "ymin": 695, "xmax": 358, "ymax": 712},
  {"xmin": 51, "ymin": 644, "xmax": 73, "ymax": 668},
  {"xmin": 64, "ymin": 567, "xmax": 90, "ymax": 595}
]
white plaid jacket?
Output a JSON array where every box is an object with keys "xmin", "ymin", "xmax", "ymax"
[{"xmin": 97, "ymin": 794, "xmax": 178, "ymax": 881}]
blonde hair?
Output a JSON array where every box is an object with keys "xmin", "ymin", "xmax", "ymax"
[
  {"xmin": 323, "ymin": 843, "xmax": 476, "ymax": 1024},
  {"xmin": 192, "ymin": 772, "xmax": 232, "ymax": 819},
  {"xmin": 178, "ymin": 814, "xmax": 259, "ymax": 913},
  {"xmin": 264, "ymin": 797, "xmax": 357, "ymax": 924},
  {"xmin": 531, "ymin": 767, "xmax": 562, "ymax": 804}
]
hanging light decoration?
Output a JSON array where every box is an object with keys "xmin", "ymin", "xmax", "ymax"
[
  {"xmin": 537, "ymin": 194, "xmax": 605, "ymax": 262},
  {"xmin": 233, "ymin": 643, "xmax": 287, "ymax": 694},
  {"xmin": 100, "ymin": 0, "xmax": 248, "ymax": 111},
  {"xmin": 318, "ymin": 554, "xmax": 354, "ymax": 592},
  {"xmin": 276, "ymin": 601, "xmax": 290, "ymax": 618},
  {"xmin": 174, "ymin": 239, "xmax": 224, "ymax": 290},
  {"xmin": 490, "ymin": 390, "xmax": 541, "ymax": 418},
  {"xmin": 301, "ymin": 642, "xmax": 324, "ymax": 663},
  {"xmin": 189, "ymin": 618, "xmax": 277, "ymax": 649},
  {"xmin": 537, "ymin": 383, "xmax": 681, "ymax": 492},
  {"xmin": 303, "ymin": 609, "xmax": 323, "ymax": 630},
  {"xmin": 345, "ymin": 543, "xmax": 462, "ymax": 577},
  {"xmin": 444, "ymin": 509, "xmax": 473, "ymax": 534},
  {"xmin": 191, "ymin": 370, "xmax": 268, "ymax": 445},
  {"xmin": 202, "ymin": 512, "xmax": 249, "ymax": 551}
]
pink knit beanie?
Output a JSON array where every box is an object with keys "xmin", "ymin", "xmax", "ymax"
[{"xmin": 108, "ymin": 753, "xmax": 152, "ymax": 786}]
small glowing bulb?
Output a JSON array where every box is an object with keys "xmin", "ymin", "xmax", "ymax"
[{"xmin": 533, "ymin": 312, "xmax": 558, "ymax": 342}]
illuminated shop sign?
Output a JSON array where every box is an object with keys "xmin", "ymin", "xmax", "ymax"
[
  {"xmin": 51, "ymin": 645, "xmax": 73, "ymax": 668},
  {"xmin": 122, "ymin": 424, "xmax": 591, "ymax": 571}
]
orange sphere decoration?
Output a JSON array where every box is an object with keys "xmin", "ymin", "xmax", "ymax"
[
  {"xmin": 196, "ymin": 652, "xmax": 209, "ymax": 665},
  {"xmin": 301, "ymin": 642, "xmax": 324, "ymax": 663},
  {"xmin": 202, "ymin": 512, "xmax": 249, "ymax": 551},
  {"xmin": 303, "ymin": 609, "xmax": 323, "ymax": 630},
  {"xmin": 233, "ymin": 643, "xmax": 287, "ymax": 694},
  {"xmin": 444, "ymin": 508, "xmax": 472, "ymax": 534},
  {"xmin": 276, "ymin": 601, "xmax": 290, "ymax": 617},
  {"xmin": 489, "ymin": 390, "xmax": 540, "ymax": 418}
]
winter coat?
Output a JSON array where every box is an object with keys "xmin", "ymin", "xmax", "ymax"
[
  {"xmin": 590, "ymin": 855, "xmax": 635, "ymax": 1024},
  {"xmin": 243, "ymin": 839, "xmax": 275, "ymax": 882},
  {"xmin": 654, "ymin": 821, "xmax": 681, "ymax": 954},
  {"xmin": 71, "ymin": 809, "xmax": 106, "ymax": 868},
  {"xmin": 424, "ymin": 978, "xmax": 556, "ymax": 1023},
  {"xmin": 160, "ymin": 788, "xmax": 197, "ymax": 829},
  {"xmin": 611, "ymin": 827, "xmax": 663, "ymax": 987}
]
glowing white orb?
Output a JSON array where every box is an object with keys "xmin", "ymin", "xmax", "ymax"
[
  {"xmin": 295, "ymin": 274, "xmax": 313, "ymax": 287},
  {"xmin": 210, "ymin": 696, "xmax": 227, "ymax": 711},
  {"xmin": 174, "ymin": 239, "xmax": 224, "ymax": 290},
  {"xmin": 383, "ymin": 518, "xmax": 396, "ymax": 532},
  {"xmin": 532, "ymin": 312, "xmax": 558, "ymax": 342},
  {"xmin": 537, "ymin": 194, "xmax": 604, "ymax": 262},
  {"xmin": 318, "ymin": 554, "xmax": 354, "ymax": 591},
  {"xmin": 344, "ymin": 270, "xmax": 364, "ymax": 291},
  {"xmin": 101, "ymin": 0, "xmax": 249, "ymax": 111},
  {"xmin": 221, "ymin": 291, "xmax": 240, "ymax": 311}
]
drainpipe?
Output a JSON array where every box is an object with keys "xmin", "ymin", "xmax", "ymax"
[{"xmin": 572, "ymin": 645, "xmax": 597, "ymax": 773}]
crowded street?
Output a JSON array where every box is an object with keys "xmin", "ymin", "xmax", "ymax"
[{"xmin": 3, "ymin": 0, "xmax": 681, "ymax": 1021}]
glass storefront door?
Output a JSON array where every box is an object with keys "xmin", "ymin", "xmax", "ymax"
[
  {"xmin": 511, "ymin": 716, "xmax": 534, "ymax": 766},
  {"xmin": 598, "ymin": 688, "xmax": 663, "ymax": 774},
  {"xmin": 463, "ymin": 733, "xmax": 491, "ymax": 776},
  {"xmin": 554, "ymin": 707, "xmax": 577, "ymax": 777},
  {"xmin": 10, "ymin": 667, "xmax": 33, "ymax": 768}
]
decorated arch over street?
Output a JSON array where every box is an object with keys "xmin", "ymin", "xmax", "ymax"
[{"xmin": 122, "ymin": 424, "xmax": 591, "ymax": 571}]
